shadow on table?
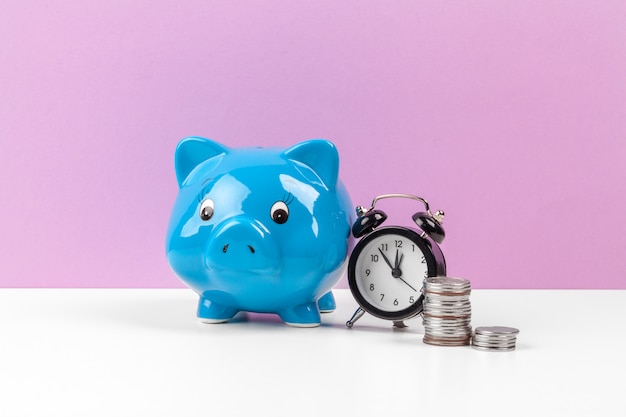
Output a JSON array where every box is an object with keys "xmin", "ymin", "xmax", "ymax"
[
  {"xmin": 85, "ymin": 290, "xmax": 425, "ymax": 336},
  {"xmin": 92, "ymin": 291, "xmax": 323, "ymax": 333}
]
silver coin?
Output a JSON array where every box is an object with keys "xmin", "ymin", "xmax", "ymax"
[
  {"xmin": 422, "ymin": 339, "xmax": 470, "ymax": 346},
  {"xmin": 422, "ymin": 306, "xmax": 472, "ymax": 316},
  {"xmin": 424, "ymin": 336, "xmax": 471, "ymax": 346},
  {"xmin": 423, "ymin": 289, "xmax": 471, "ymax": 296},
  {"xmin": 424, "ymin": 312, "xmax": 471, "ymax": 318},
  {"xmin": 424, "ymin": 311, "xmax": 472, "ymax": 317},
  {"xmin": 424, "ymin": 306, "xmax": 471, "ymax": 313},
  {"xmin": 423, "ymin": 288, "xmax": 471, "ymax": 295},
  {"xmin": 427, "ymin": 334, "xmax": 473, "ymax": 341},
  {"xmin": 424, "ymin": 276, "xmax": 471, "ymax": 288},
  {"xmin": 423, "ymin": 320, "xmax": 472, "ymax": 329},
  {"xmin": 472, "ymin": 338, "xmax": 517, "ymax": 346},
  {"xmin": 424, "ymin": 303, "xmax": 472, "ymax": 311},
  {"xmin": 424, "ymin": 313, "xmax": 472, "ymax": 319},
  {"xmin": 425, "ymin": 329, "xmax": 473, "ymax": 337},
  {"xmin": 424, "ymin": 332, "xmax": 471, "ymax": 339},
  {"xmin": 424, "ymin": 285, "xmax": 471, "ymax": 291},
  {"xmin": 425, "ymin": 331, "xmax": 473, "ymax": 338},
  {"xmin": 424, "ymin": 310, "xmax": 472, "ymax": 318},
  {"xmin": 425, "ymin": 330, "xmax": 473, "ymax": 337},
  {"xmin": 473, "ymin": 334, "xmax": 517, "ymax": 343},
  {"xmin": 427, "ymin": 324, "xmax": 473, "ymax": 330},
  {"xmin": 472, "ymin": 340, "xmax": 517, "ymax": 348},
  {"xmin": 424, "ymin": 295, "xmax": 472, "ymax": 305},
  {"xmin": 423, "ymin": 281, "xmax": 470, "ymax": 288},
  {"xmin": 424, "ymin": 318, "xmax": 472, "ymax": 325},
  {"xmin": 472, "ymin": 332, "xmax": 517, "ymax": 339},
  {"xmin": 423, "ymin": 314, "xmax": 471, "ymax": 321},
  {"xmin": 474, "ymin": 326, "xmax": 519, "ymax": 336},
  {"xmin": 422, "ymin": 316, "xmax": 472, "ymax": 326},
  {"xmin": 425, "ymin": 322, "xmax": 472, "ymax": 328},
  {"xmin": 424, "ymin": 276, "xmax": 469, "ymax": 284},
  {"xmin": 424, "ymin": 293, "xmax": 470, "ymax": 300},
  {"xmin": 423, "ymin": 316, "xmax": 470, "ymax": 322},
  {"xmin": 423, "ymin": 303, "xmax": 471, "ymax": 309},
  {"xmin": 425, "ymin": 327, "xmax": 471, "ymax": 333},
  {"xmin": 423, "ymin": 322, "xmax": 472, "ymax": 330},
  {"xmin": 424, "ymin": 284, "xmax": 470, "ymax": 289},
  {"xmin": 423, "ymin": 289, "xmax": 471, "ymax": 297},
  {"xmin": 424, "ymin": 295, "xmax": 471, "ymax": 303},
  {"xmin": 471, "ymin": 344, "xmax": 516, "ymax": 352},
  {"xmin": 423, "ymin": 283, "xmax": 470, "ymax": 290},
  {"xmin": 424, "ymin": 291, "xmax": 471, "ymax": 297}
]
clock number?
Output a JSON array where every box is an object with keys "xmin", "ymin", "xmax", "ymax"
[
  {"xmin": 366, "ymin": 269, "xmax": 371, "ymax": 276},
  {"xmin": 380, "ymin": 243, "xmax": 388, "ymax": 251},
  {"xmin": 409, "ymin": 296, "xmax": 415, "ymax": 304},
  {"xmin": 369, "ymin": 283, "xmax": 374, "ymax": 291},
  {"xmin": 380, "ymin": 294, "xmax": 384, "ymax": 301},
  {"xmin": 412, "ymin": 244, "xmax": 415, "ymax": 252},
  {"xmin": 371, "ymin": 254, "xmax": 379, "ymax": 262},
  {"xmin": 421, "ymin": 256, "xmax": 426, "ymax": 264},
  {"xmin": 424, "ymin": 270, "xmax": 428, "ymax": 278},
  {"xmin": 393, "ymin": 298, "xmax": 399, "ymax": 306},
  {"xmin": 395, "ymin": 240, "xmax": 403, "ymax": 248}
]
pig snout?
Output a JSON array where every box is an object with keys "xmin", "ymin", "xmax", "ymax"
[{"xmin": 206, "ymin": 217, "xmax": 280, "ymax": 273}]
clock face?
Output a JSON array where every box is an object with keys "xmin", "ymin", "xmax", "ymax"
[{"xmin": 348, "ymin": 227, "xmax": 438, "ymax": 320}]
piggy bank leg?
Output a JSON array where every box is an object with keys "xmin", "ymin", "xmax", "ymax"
[
  {"xmin": 278, "ymin": 302, "xmax": 321, "ymax": 327},
  {"xmin": 197, "ymin": 296, "xmax": 238, "ymax": 324},
  {"xmin": 317, "ymin": 291, "xmax": 336, "ymax": 313}
]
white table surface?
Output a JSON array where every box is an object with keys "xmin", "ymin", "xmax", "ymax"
[{"xmin": 1, "ymin": 288, "xmax": 624, "ymax": 416}]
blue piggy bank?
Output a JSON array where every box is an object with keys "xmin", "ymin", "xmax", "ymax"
[{"xmin": 166, "ymin": 137, "xmax": 352, "ymax": 327}]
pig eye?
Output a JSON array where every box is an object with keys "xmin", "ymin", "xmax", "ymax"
[
  {"xmin": 199, "ymin": 198, "xmax": 214, "ymax": 221},
  {"xmin": 270, "ymin": 201, "xmax": 289, "ymax": 224}
]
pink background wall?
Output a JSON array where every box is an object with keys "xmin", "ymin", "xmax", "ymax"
[{"xmin": 1, "ymin": 1, "xmax": 625, "ymax": 289}]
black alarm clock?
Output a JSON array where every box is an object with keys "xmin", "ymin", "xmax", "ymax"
[{"xmin": 346, "ymin": 193, "xmax": 447, "ymax": 328}]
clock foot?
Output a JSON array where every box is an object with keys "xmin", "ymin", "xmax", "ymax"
[
  {"xmin": 346, "ymin": 307, "xmax": 365, "ymax": 328},
  {"xmin": 392, "ymin": 320, "xmax": 408, "ymax": 329}
]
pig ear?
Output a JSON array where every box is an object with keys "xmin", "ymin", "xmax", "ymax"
[
  {"xmin": 283, "ymin": 140, "xmax": 339, "ymax": 190},
  {"xmin": 174, "ymin": 137, "xmax": 229, "ymax": 187}
]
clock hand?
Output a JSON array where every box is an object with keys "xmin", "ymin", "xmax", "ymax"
[
  {"xmin": 382, "ymin": 248, "xmax": 415, "ymax": 292},
  {"xmin": 398, "ymin": 277, "xmax": 417, "ymax": 292},
  {"xmin": 391, "ymin": 251, "xmax": 403, "ymax": 278},
  {"xmin": 390, "ymin": 252, "xmax": 414, "ymax": 290},
  {"xmin": 378, "ymin": 248, "xmax": 395, "ymax": 271}
]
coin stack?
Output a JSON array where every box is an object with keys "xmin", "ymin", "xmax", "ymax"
[
  {"xmin": 422, "ymin": 276, "xmax": 472, "ymax": 346},
  {"xmin": 472, "ymin": 326, "xmax": 519, "ymax": 352}
]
